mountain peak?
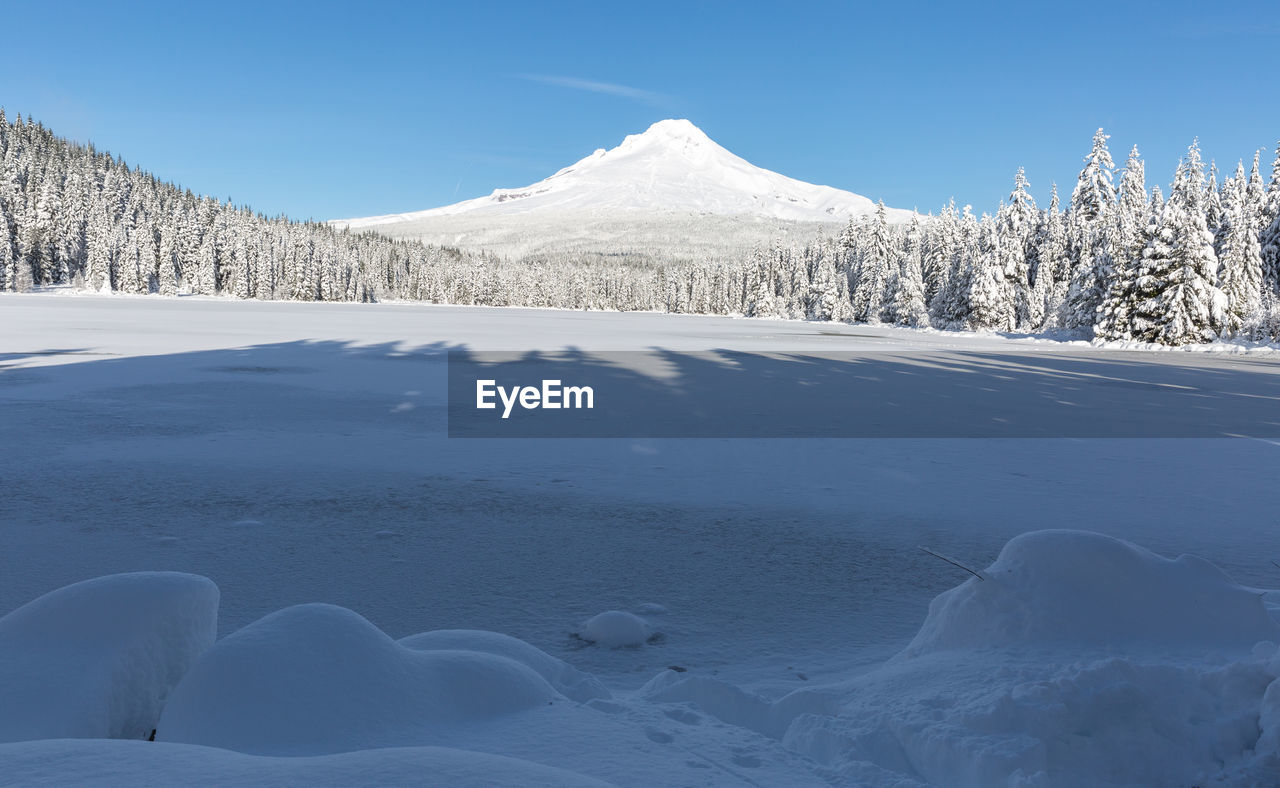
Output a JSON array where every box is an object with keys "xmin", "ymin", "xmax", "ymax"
[
  {"xmin": 338, "ymin": 121, "xmax": 913, "ymax": 228},
  {"xmin": 639, "ymin": 118, "xmax": 709, "ymax": 142},
  {"xmin": 614, "ymin": 119, "xmax": 716, "ymax": 157}
]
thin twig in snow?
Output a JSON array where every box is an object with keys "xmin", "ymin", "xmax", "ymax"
[{"xmin": 919, "ymin": 546, "xmax": 986, "ymax": 581}]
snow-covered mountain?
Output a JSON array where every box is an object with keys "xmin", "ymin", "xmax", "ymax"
[
  {"xmin": 341, "ymin": 119, "xmax": 912, "ymax": 229},
  {"xmin": 333, "ymin": 120, "xmax": 912, "ymax": 260}
]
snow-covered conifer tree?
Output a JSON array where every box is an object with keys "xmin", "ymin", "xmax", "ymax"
[
  {"xmin": 922, "ymin": 201, "xmax": 955, "ymax": 309},
  {"xmin": 967, "ymin": 217, "xmax": 1013, "ymax": 331},
  {"xmin": 1216, "ymin": 161, "xmax": 1263, "ymax": 334},
  {"xmin": 1129, "ymin": 141, "xmax": 1226, "ymax": 345},
  {"xmin": 1030, "ymin": 185, "xmax": 1069, "ymax": 330},
  {"xmin": 1070, "ymin": 128, "xmax": 1117, "ymax": 223},
  {"xmin": 1247, "ymin": 151, "xmax": 1266, "ymax": 219},
  {"xmin": 744, "ymin": 246, "xmax": 777, "ymax": 318},
  {"xmin": 1064, "ymin": 129, "xmax": 1117, "ymax": 333},
  {"xmin": 808, "ymin": 248, "xmax": 842, "ymax": 321},
  {"xmin": 1262, "ymin": 142, "xmax": 1280, "ymax": 296},
  {"xmin": 931, "ymin": 207, "xmax": 978, "ymax": 328},
  {"xmin": 0, "ymin": 213, "xmax": 15, "ymax": 291},
  {"xmin": 1262, "ymin": 209, "xmax": 1280, "ymax": 300},
  {"xmin": 1096, "ymin": 146, "xmax": 1148, "ymax": 340},
  {"xmin": 891, "ymin": 216, "xmax": 930, "ymax": 327},
  {"xmin": 996, "ymin": 169, "xmax": 1035, "ymax": 329},
  {"xmin": 850, "ymin": 201, "xmax": 893, "ymax": 323},
  {"xmin": 1205, "ymin": 163, "xmax": 1224, "ymax": 251}
]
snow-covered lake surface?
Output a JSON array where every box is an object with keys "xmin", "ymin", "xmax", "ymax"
[{"xmin": 3, "ymin": 292, "xmax": 1280, "ymax": 785}]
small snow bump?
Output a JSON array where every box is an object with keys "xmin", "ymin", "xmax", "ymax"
[{"xmin": 579, "ymin": 611, "xmax": 650, "ymax": 648}]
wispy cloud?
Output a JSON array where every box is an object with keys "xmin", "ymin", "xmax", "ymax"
[
  {"xmin": 460, "ymin": 152, "xmax": 553, "ymax": 172},
  {"xmin": 516, "ymin": 74, "xmax": 670, "ymax": 107}
]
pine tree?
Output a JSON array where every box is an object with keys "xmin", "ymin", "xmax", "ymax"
[
  {"xmin": 1030, "ymin": 185, "xmax": 1069, "ymax": 330},
  {"xmin": 1216, "ymin": 161, "xmax": 1263, "ymax": 334},
  {"xmin": 744, "ymin": 246, "xmax": 777, "ymax": 318},
  {"xmin": 830, "ymin": 265, "xmax": 856, "ymax": 323},
  {"xmin": 922, "ymin": 201, "xmax": 955, "ymax": 309},
  {"xmin": 1130, "ymin": 141, "xmax": 1226, "ymax": 345},
  {"xmin": 156, "ymin": 218, "xmax": 178, "ymax": 296},
  {"xmin": 1247, "ymin": 151, "xmax": 1266, "ymax": 216},
  {"xmin": 83, "ymin": 200, "xmax": 111, "ymax": 291},
  {"xmin": 931, "ymin": 206, "xmax": 977, "ymax": 328},
  {"xmin": 851, "ymin": 201, "xmax": 893, "ymax": 322},
  {"xmin": 56, "ymin": 167, "xmax": 88, "ymax": 281},
  {"xmin": 1262, "ymin": 209, "xmax": 1280, "ymax": 300},
  {"xmin": 1064, "ymin": 128, "xmax": 1117, "ymax": 332},
  {"xmin": 1071, "ymin": 128, "xmax": 1117, "ymax": 223},
  {"xmin": 967, "ymin": 217, "xmax": 1013, "ymax": 331},
  {"xmin": 1096, "ymin": 146, "xmax": 1148, "ymax": 340},
  {"xmin": 808, "ymin": 248, "xmax": 842, "ymax": 321},
  {"xmin": 996, "ymin": 169, "xmax": 1036, "ymax": 329},
  {"xmin": 1205, "ymin": 162, "xmax": 1224, "ymax": 251},
  {"xmin": 193, "ymin": 236, "xmax": 217, "ymax": 295},
  {"xmin": 117, "ymin": 224, "xmax": 141, "ymax": 294},
  {"xmin": 891, "ymin": 216, "xmax": 930, "ymax": 327},
  {"xmin": 0, "ymin": 214, "xmax": 14, "ymax": 291},
  {"xmin": 1262, "ymin": 141, "xmax": 1280, "ymax": 296}
]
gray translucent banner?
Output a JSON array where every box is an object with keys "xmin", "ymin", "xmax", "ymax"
[{"xmin": 447, "ymin": 350, "xmax": 1280, "ymax": 438}]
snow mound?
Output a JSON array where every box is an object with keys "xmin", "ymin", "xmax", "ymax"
[
  {"xmin": 906, "ymin": 530, "xmax": 1280, "ymax": 655},
  {"xmin": 399, "ymin": 629, "xmax": 610, "ymax": 703},
  {"xmin": 0, "ymin": 739, "xmax": 615, "ymax": 787},
  {"xmin": 788, "ymin": 650, "xmax": 1280, "ymax": 787},
  {"xmin": 640, "ymin": 669, "xmax": 836, "ymax": 739},
  {"xmin": 579, "ymin": 611, "xmax": 649, "ymax": 648},
  {"xmin": 1253, "ymin": 645, "xmax": 1280, "ymax": 763},
  {"xmin": 0, "ymin": 572, "xmax": 218, "ymax": 743},
  {"xmin": 157, "ymin": 603, "xmax": 561, "ymax": 755}
]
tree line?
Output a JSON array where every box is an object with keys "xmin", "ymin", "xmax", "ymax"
[{"xmin": 2, "ymin": 110, "xmax": 1278, "ymax": 345}]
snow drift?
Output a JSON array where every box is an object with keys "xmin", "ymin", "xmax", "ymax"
[
  {"xmin": 0, "ymin": 739, "xmax": 616, "ymax": 787},
  {"xmin": 0, "ymin": 572, "xmax": 218, "ymax": 743},
  {"xmin": 6, "ymin": 526, "xmax": 1280, "ymax": 785},
  {"xmin": 157, "ymin": 603, "xmax": 562, "ymax": 755},
  {"xmin": 640, "ymin": 669, "xmax": 836, "ymax": 740},
  {"xmin": 784, "ymin": 646, "xmax": 1280, "ymax": 787},
  {"xmin": 780, "ymin": 530, "xmax": 1280, "ymax": 786},
  {"xmin": 398, "ymin": 628, "xmax": 611, "ymax": 703},
  {"xmin": 906, "ymin": 529, "xmax": 1280, "ymax": 655}
]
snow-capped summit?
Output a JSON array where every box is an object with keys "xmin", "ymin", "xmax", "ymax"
[{"xmin": 338, "ymin": 120, "xmax": 912, "ymax": 230}]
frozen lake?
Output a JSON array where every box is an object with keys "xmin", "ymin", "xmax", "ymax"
[
  {"xmin": 5, "ymin": 294, "xmax": 1280, "ymax": 784},
  {"xmin": 4, "ymin": 293, "xmax": 1279, "ymax": 689}
]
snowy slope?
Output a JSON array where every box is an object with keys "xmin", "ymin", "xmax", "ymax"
[
  {"xmin": 332, "ymin": 120, "xmax": 912, "ymax": 259},
  {"xmin": 341, "ymin": 120, "xmax": 912, "ymax": 228}
]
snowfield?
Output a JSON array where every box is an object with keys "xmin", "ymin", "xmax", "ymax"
[{"xmin": 3, "ymin": 292, "xmax": 1280, "ymax": 786}]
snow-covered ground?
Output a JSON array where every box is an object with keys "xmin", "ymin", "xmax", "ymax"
[{"xmin": 2, "ymin": 292, "xmax": 1280, "ymax": 785}]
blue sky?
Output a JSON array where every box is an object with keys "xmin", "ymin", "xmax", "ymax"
[{"xmin": 2, "ymin": 1, "xmax": 1276, "ymax": 220}]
